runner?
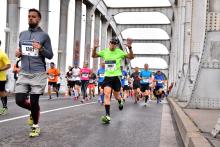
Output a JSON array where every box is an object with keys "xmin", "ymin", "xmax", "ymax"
[
  {"xmin": 97, "ymin": 62, "xmax": 105, "ymax": 104},
  {"xmin": 0, "ymin": 40, "xmax": 11, "ymax": 115},
  {"xmin": 153, "ymin": 70, "xmax": 165, "ymax": 103},
  {"xmin": 130, "ymin": 67, "xmax": 141, "ymax": 104},
  {"xmin": 121, "ymin": 66, "xmax": 129, "ymax": 102},
  {"xmin": 65, "ymin": 66, "xmax": 74, "ymax": 96},
  {"xmin": 13, "ymin": 58, "xmax": 21, "ymax": 81},
  {"xmin": 47, "ymin": 62, "xmax": 60, "ymax": 99},
  {"xmin": 80, "ymin": 62, "xmax": 91, "ymax": 103},
  {"xmin": 88, "ymin": 70, "xmax": 96, "ymax": 99},
  {"xmin": 72, "ymin": 64, "xmax": 81, "ymax": 100},
  {"xmin": 139, "ymin": 63, "xmax": 153, "ymax": 107},
  {"xmin": 15, "ymin": 8, "xmax": 53, "ymax": 137},
  {"xmin": 92, "ymin": 37, "xmax": 134, "ymax": 124}
]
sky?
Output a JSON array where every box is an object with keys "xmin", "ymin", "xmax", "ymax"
[{"xmin": 0, "ymin": 0, "xmax": 170, "ymax": 71}]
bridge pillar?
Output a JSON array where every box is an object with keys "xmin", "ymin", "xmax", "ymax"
[
  {"xmin": 6, "ymin": 0, "xmax": 20, "ymax": 63},
  {"xmin": 100, "ymin": 17, "xmax": 107, "ymax": 63},
  {"xmin": 5, "ymin": 0, "xmax": 20, "ymax": 92},
  {"xmin": 92, "ymin": 10, "xmax": 101, "ymax": 71},
  {"xmin": 107, "ymin": 26, "xmax": 112, "ymax": 46},
  {"xmin": 73, "ymin": 0, "xmax": 82, "ymax": 66},
  {"xmin": 57, "ymin": 0, "xmax": 69, "ymax": 73},
  {"xmin": 187, "ymin": 0, "xmax": 220, "ymax": 109},
  {"xmin": 84, "ymin": 5, "xmax": 93, "ymax": 66},
  {"xmin": 39, "ymin": 0, "xmax": 49, "ymax": 32},
  {"xmin": 178, "ymin": 0, "xmax": 193, "ymax": 102}
]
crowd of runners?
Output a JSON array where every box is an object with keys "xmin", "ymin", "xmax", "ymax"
[{"xmin": 0, "ymin": 9, "xmax": 172, "ymax": 137}]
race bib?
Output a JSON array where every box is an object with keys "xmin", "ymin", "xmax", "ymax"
[
  {"xmin": 67, "ymin": 76, "xmax": 73, "ymax": 81},
  {"xmin": 143, "ymin": 77, "xmax": 150, "ymax": 83},
  {"xmin": 157, "ymin": 80, "xmax": 163, "ymax": 84},
  {"xmin": 21, "ymin": 41, "xmax": 39, "ymax": 56},
  {"xmin": 124, "ymin": 80, "xmax": 129, "ymax": 85},
  {"xmin": 105, "ymin": 60, "xmax": 116, "ymax": 71},
  {"xmin": 82, "ymin": 73, "xmax": 88, "ymax": 78},
  {"xmin": 49, "ymin": 74, "xmax": 55, "ymax": 80},
  {"xmin": 99, "ymin": 73, "xmax": 105, "ymax": 78},
  {"xmin": 89, "ymin": 79, "xmax": 94, "ymax": 83}
]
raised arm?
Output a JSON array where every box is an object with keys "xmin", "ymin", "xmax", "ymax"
[
  {"xmin": 92, "ymin": 39, "xmax": 100, "ymax": 58},
  {"xmin": 125, "ymin": 38, "xmax": 134, "ymax": 60}
]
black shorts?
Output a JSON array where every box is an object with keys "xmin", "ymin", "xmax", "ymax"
[
  {"xmin": 140, "ymin": 84, "xmax": 150, "ymax": 92},
  {"xmin": 74, "ymin": 80, "xmax": 81, "ymax": 86},
  {"xmin": 102, "ymin": 76, "xmax": 121, "ymax": 92},
  {"xmin": 48, "ymin": 82, "xmax": 57, "ymax": 87},
  {"xmin": 133, "ymin": 83, "xmax": 140, "ymax": 90},
  {"xmin": 123, "ymin": 85, "xmax": 130, "ymax": 91},
  {"xmin": 67, "ymin": 81, "xmax": 75, "ymax": 88},
  {"xmin": 0, "ymin": 81, "xmax": 6, "ymax": 92}
]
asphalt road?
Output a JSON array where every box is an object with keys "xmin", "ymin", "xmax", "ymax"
[{"xmin": 0, "ymin": 95, "xmax": 184, "ymax": 147}]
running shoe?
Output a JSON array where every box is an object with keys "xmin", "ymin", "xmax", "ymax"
[
  {"xmin": 81, "ymin": 99, "xmax": 85, "ymax": 103},
  {"xmin": 118, "ymin": 100, "xmax": 124, "ymax": 111},
  {"xmin": 0, "ymin": 108, "xmax": 8, "ymax": 115},
  {"xmin": 101, "ymin": 115, "xmax": 111, "ymax": 124},
  {"xmin": 48, "ymin": 95, "xmax": 52, "ymax": 100},
  {"xmin": 27, "ymin": 114, "xmax": 33, "ymax": 126},
  {"xmin": 0, "ymin": 107, "xmax": 4, "ymax": 115},
  {"xmin": 29, "ymin": 126, "xmax": 40, "ymax": 137}
]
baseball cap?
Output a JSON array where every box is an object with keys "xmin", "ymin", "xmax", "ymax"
[{"xmin": 110, "ymin": 38, "xmax": 119, "ymax": 44}]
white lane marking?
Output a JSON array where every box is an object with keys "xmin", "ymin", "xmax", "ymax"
[
  {"xmin": 8, "ymin": 97, "xmax": 72, "ymax": 103},
  {"xmin": 159, "ymin": 103, "xmax": 178, "ymax": 147},
  {"xmin": 0, "ymin": 102, "xmax": 97, "ymax": 124}
]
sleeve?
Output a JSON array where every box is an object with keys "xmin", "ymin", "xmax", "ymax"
[
  {"xmin": 119, "ymin": 49, "xmax": 127, "ymax": 59},
  {"xmin": 97, "ymin": 49, "xmax": 105, "ymax": 58},
  {"xmin": 57, "ymin": 69, "xmax": 60, "ymax": 75},
  {"xmin": 2, "ymin": 53, "xmax": 10, "ymax": 65},
  {"xmin": 40, "ymin": 34, "xmax": 54, "ymax": 59},
  {"xmin": 97, "ymin": 70, "xmax": 99, "ymax": 76}
]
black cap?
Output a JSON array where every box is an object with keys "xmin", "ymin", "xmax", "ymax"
[
  {"xmin": 110, "ymin": 38, "xmax": 119, "ymax": 44},
  {"xmin": 50, "ymin": 62, "xmax": 54, "ymax": 65}
]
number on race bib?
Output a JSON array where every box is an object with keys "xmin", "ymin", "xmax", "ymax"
[
  {"xmin": 82, "ymin": 73, "xmax": 88, "ymax": 78},
  {"xmin": 105, "ymin": 60, "xmax": 116, "ymax": 71},
  {"xmin": 100, "ymin": 73, "xmax": 105, "ymax": 78},
  {"xmin": 143, "ymin": 78, "xmax": 150, "ymax": 83},
  {"xmin": 157, "ymin": 80, "xmax": 163, "ymax": 84},
  {"xmin": 21, "ymin": 41, "xmax": 39, "ymax": 56},
  {"xmin": 49, "ymin": 75, "xmax": 55, "ymax": 80}
]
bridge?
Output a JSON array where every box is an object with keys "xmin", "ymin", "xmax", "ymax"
[{"xmin": 0, "ymin": 0, "xmax": 220, "ymax": 147}]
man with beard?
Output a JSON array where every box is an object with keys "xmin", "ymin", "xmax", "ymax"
[{"xmin": 15, "ymin": 9, "xmax": 53, "ymax": 137}]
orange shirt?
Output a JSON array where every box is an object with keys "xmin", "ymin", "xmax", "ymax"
[{"xmin": 47, "ymin": 68, "xmax": 59, "ymax": 82}]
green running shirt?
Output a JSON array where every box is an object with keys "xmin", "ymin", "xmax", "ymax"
[{"xmin": 98, "ymin": 48, "xmax": 127, "ymax": 77}]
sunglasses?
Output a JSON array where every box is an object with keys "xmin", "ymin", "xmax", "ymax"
[{"xmin": 110, "ymin": 41, "xmax": 117, "ymax": 45}]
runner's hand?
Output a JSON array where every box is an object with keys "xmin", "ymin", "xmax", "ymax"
[
  {"xmin": 32, "ymin": 39, "xmax": 42, "ymax": 49},
  {"xmin": 16, "ymin": 48, "xmax": 21, "ymax": 57},
  {"xmin": 126, "ymin": 38, "xmax": 132, "ymax": 48},
  {"xmin": 94, "ymin": 39, "xmax": 100, "ymax": 48}
]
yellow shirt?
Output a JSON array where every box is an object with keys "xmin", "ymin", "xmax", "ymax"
[{"xmin": 0, "ymin": 50, "xmax": 10, "ymax": 81}]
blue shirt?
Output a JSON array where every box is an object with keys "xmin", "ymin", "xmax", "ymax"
[
  {"xmin": 154, "ymin": 74, "xmax": 165, "ymax": 87},
  {"xmin": 140, "ymin": 70, "xmax": 152, "ymax": 84},
  {"xmin": 97, "ymin": 67, "xmax": 105, "ymax": 83},
  {"xmin": 121, "ymin": 70, "xmax": 127, "ymax": 86}
]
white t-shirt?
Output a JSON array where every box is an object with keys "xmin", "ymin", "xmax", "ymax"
[{"xmin": 72, "ymin": 67, "xmax": 81, "ymax": 81}]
